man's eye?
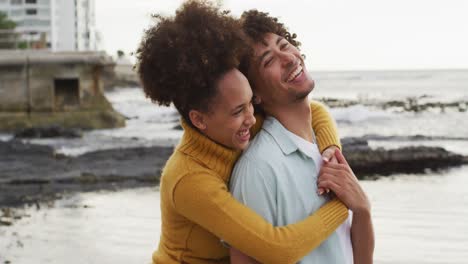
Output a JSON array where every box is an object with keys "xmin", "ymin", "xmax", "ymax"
[
  {"xmin": 264, "ymin": 58, "xmax": 273, "ymax": 67},
  {"xmin": 234, "ymin": 109, "xmax": 243, "ymax": 115}
]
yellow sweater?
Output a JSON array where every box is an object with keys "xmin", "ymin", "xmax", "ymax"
[{"xmin": 153, "ymin": 101, "xmax": 348, "ymax": 264}]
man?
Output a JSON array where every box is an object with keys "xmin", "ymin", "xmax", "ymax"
[{"xmin": 229, "ymin": 10, "xmax": 374, "ymax": 264}]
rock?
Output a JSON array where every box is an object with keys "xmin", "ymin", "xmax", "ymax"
[
  {"xmin": 341, "ymin": 137, "xmax": 369, "ymax": 149},
  {"xmin": 316, "ymin": 97, "xmax": 468, "ymax": 113},
  {"xmin": 342, "ymin": 141, "xmax": 466, "ymax": 178},
  {"xmin": 0, "ymin": 140, "xmax": 173, "ymax": 207},
  {"xmin": 14, "ymin": 125, "xmax": 83, "ymax": 138},
  {"xmin": 458, "ymin": 102, "xmax": 467, "ymax": 112},
  {"xmin": 0, "ymin": 139, "xmax": 55, "ymax": 156},
  {"xmin": 0, "ymin": 217, "xmax": 13, "ymax": 226},
  {"xmin": 1, "ymin": 137, "xmax": 466, "ymax": 207}
]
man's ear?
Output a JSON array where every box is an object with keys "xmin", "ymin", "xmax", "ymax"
[
  {"xmin": 189, "ymin": 110, "xmax": 207, "ymax": 130},
  {"xmin": 253, "ymin": 95, "xmax": 262, "ymax": 105}
]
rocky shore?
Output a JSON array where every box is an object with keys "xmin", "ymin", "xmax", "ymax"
[
  {"xmin": 1, "ymin": 138, "xmax": 467, "ymax": 208},
  {"xmin": 318, "ymin": 96, "xmax": 468, "ymax": 113},
  {"xmin": 341, "ymin": 137, "xmax": 467, "ymax": 176},
  {"xmin": 0, "ymin": 140, "xmax": 173, "ymax": 207}
]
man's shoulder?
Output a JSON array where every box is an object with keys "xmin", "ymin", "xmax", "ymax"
[
  {"xmin": 231, "ymin": 129, "xmax": 282, "ymax": 188},
  {"xmin": 239, "ymin": 128, "xmax": 284, "ymax": 164}
]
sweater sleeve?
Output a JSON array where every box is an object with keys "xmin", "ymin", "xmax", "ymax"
[
  {"xmin": 310, "ymin": 100, "xmax": 342, "ymax": 152},
  {"xmin": 173, "ymin": 173, "xmax": 348, "ymax": 264}
]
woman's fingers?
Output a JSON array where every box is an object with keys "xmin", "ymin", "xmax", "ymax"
[
  {"xmin": 321, "ymin": 147, "xmax": 335, "ymax": 162},
  {"xmin": 335, "ymin": 148, "xmax": 349, "ymax": 166},
  {"xmin": 318, "ymin": 173, "xmax": 342, "ymax": 190},
  {"xmin": 320, "ymin": 166, "xmax": 346, "ymax": 178},
  {"xmin": 321, "ymin": 161, "xmax": 349, "ymax": 171},
  {"xmin": 317, "ymin": 180, "xmax": 342, "ymax": 197}
]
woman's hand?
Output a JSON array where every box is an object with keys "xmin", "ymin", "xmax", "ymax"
[
  {"xmin": 318, "ymin": 149, "xmax": 370, "ymax": 214},
  {"xmin": 317, "ymin": 146, "xmax": 338, "ymax": 195},
  {"xmin": 321, "ymin": 145, "xmax": 339, "ymax": 163}
]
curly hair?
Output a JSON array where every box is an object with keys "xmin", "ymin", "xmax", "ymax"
[
  {"xmin": 239, "ymin": 9, "xmax": 301, "ymax": 76},
  {"xmin": 136, "ymin": 0, "xmax": 247, "ymax": 125}
]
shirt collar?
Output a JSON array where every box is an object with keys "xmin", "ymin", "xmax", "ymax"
[
  {"xmin": 262, "ymin": 116, "xmax": 300, "ymax": 156},
  {"xmin": 262, "ymin": 116, "xmax": 318, "ymax": 159},
  {"xmin": 284, "ymin": 129, "xmax": 317, "ymax": 159}
]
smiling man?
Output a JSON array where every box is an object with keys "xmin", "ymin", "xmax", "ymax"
[{"xmin": 229, "ymin": 10, "xmax": 374, "ymax": 264}]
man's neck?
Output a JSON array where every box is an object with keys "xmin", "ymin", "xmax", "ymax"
[{"xmin": 266, "ymin": 99, "xmax": 313, "ymax": 142}]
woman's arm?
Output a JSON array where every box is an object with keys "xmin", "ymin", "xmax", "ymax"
[
  {"xmin": 310, "ymin": 100, "xmax": 342, "ymax": 152},
  {"xmin": 173, "ymin": 173, "xmax": 348, "ymax": 264}
]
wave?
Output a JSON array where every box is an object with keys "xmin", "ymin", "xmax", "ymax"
[
  {"xmin": 345, "ymin": 134, "xmax": 468, "ymax": 142},
  {"xmin": 330, "ymin": 105, "xmax": 395, "ymax": 123},
  {"xmin": 106, "ymin": 88, "xmax": 180, "ymax": 124}
]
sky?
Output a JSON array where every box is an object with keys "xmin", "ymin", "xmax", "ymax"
[{"xmin": 95, "ymin": 0, "xmax": 468, "ymax": 71}]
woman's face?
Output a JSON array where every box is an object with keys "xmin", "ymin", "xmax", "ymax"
[{"xmin": 192, "ymin": 68, "xmax": 256, "ymax": 150}]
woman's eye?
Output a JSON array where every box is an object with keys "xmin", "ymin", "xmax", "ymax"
[{"xmin": 280, "ymin": 43, "xmax": 288, "ymax": 49}]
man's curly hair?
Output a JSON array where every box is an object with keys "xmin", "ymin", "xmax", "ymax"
[
  {"xmin": 239, "ymin": 9, "xmax": 301, "ymax": 76},
  {"xmin": 136, "ymin": 0, "xmax": 247, "ymax": 125}
]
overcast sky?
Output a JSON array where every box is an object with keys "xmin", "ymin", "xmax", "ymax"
[{"xmin": 95, "ymin": 0, "xmax": 468, "ymax": 70}]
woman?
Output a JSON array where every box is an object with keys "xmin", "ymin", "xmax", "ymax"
[{"xmin": 136, "ymin": 1, "xmax": 348, "ymax": 263}]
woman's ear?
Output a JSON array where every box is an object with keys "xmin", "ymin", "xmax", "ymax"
[{"xmin": 189, "ymin": 110, "xmax": 207, "ymax": 130}]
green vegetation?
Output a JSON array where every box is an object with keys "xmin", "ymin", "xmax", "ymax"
[
  {"xmin": 0, "ymin": 11, "xmax": 17, "ymax": 49},
  {"xmin": 0, "ymin": 11, "xmax": 16, "ymax": 29}
]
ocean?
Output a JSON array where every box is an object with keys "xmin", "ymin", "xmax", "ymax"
[{"xmin": 1, "ymin": 69, "xmax": 467, "ymax": 263}]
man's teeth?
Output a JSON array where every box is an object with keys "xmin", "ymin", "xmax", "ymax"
[
  {"xmin": 287, "ymin": 66, "xmax": 303, "ymax": 82},
  {"xmin": 238, "ymin": 130, "xmax": 248, "ymax": 136}
]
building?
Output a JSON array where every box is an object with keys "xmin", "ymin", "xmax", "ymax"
[
  {"xmin": 0, "ymin": 50, "xmax": 125, "ymax": 131},
  {"xmin": 0, "ymin": 0, "xmax": 98, "ymax": 51},
  {"xmin": 0, "ymin": 29, "xmax": 21, "ymax": 49}
]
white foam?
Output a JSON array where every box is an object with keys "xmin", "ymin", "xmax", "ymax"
[{"xmin": 330, "ymin": 105, "xmax": 394, "ymax": 123}]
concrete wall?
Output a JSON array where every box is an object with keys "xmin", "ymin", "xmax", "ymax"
[
  {"xmin": 0, "ymin": 64, "xmax": 28, "ymax": 111},
  {"xmin": 0, "ymin": 62, "xmax": 103, "ymax": 112},
  {"xmin": 0, "ymin": 51, "xmax": 125, "ymax": 131}
]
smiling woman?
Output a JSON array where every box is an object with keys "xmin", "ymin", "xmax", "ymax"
[{"xmin": 191, "ymin": 69, "xmax": 256, "ymax": 150}]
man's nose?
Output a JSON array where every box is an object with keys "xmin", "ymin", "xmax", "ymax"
[{"xmin": 279, "ymin": 51, "xmax": 295, "ymax": 67}]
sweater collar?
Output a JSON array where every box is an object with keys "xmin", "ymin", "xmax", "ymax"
[{"xmin": 177, "ymin": 119, "xmax": 241, "ymax": 181}]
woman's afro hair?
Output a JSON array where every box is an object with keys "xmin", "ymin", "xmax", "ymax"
[{"xmin": 136, "ymin": 0, "xmax": 248, "ymax": 123}]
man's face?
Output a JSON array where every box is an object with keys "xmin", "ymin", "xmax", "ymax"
[{"xmin": 248, "ymin": 33, "xmax": 315, "ymax": 108}]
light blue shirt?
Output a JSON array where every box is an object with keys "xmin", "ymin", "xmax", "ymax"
[{"xmin": 230, "ymin": 116, "xmax": 349, "ymax": 264}]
